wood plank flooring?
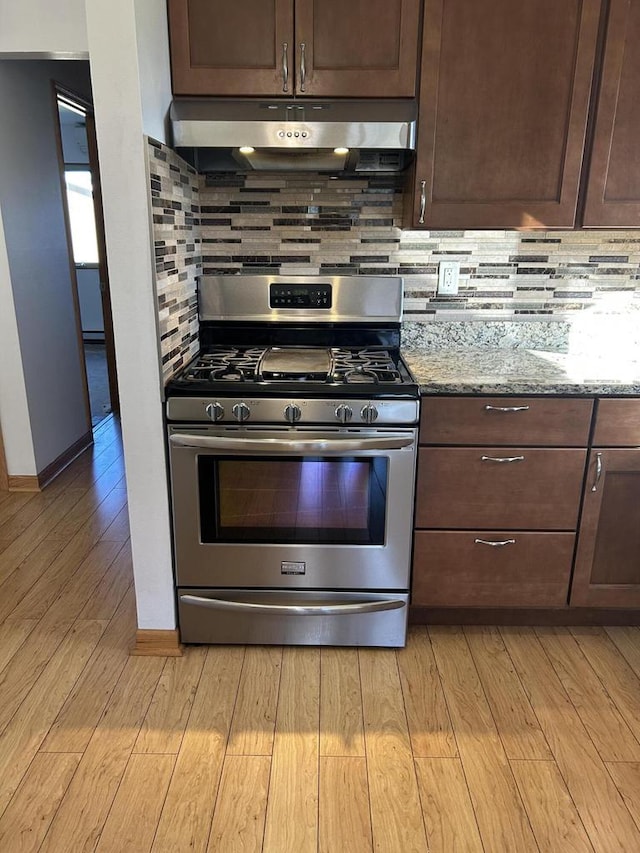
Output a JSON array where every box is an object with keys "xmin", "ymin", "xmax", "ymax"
[{"xmin": 2, "ymin": 415, "xmax": 640, "ymax": 850}]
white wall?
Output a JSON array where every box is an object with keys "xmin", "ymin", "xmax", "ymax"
[
  {"xmin": 134, "ymin": 0, "xmax": 172, "ymax": 145},
  {"xmin": 0, "ymin": 206, "xmax": 36, "ymax": 476},
  {"xmin": 86, "ymin": 0, "xmax": 176, "ymax": 630},
  {"xmin": 0, "ymin": 60, "xmax": 93, "ymax": 474},
  {"xmin": 0, "ymin": 0, "xmax": 88, "ymax": 57}
]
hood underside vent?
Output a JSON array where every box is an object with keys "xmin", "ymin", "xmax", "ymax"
[{"xmin": 170, "ymin": 98, "xmax": 417, "ymax": 173}]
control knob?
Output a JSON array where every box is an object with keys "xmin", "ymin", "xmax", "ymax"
[
  {"xmin": 232, "ymin": 402, "xmax": 251, "ymax": 422},
  {"xmin": 284, "ymin": 404, "xmax": 302, "ymax": 424},
  {"xmin": 205, "ymin": 402, "xmax": 224, "ymax": 422},
  {"xmin": 361, "ymin": 404, "xmax": 379, "ymax": 424},
  {"xmin": 335, "ymin": 404, "xmax": 353, "ymax": 424}
]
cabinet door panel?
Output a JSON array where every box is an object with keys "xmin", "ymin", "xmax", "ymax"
[
  {"xmin": 584, "ymin": 0, "xmax": 640, "ymax": 225},
  {"xmin": 294, "ymin": 0, "xmax": 421, "ymax": 96},
  {"xmin": 571, "ymin": 449, "xmax": 640, "ymax": 606},
  {"xmin": 411, "ymin": 0, "xmax": 601, "ymax": 228},
  {"xmin": 415, "ymin": 448, "xmax": 587, "ymax": 530},
  {"xmin": 169, "ymin": 0, "xmax": 294, "ymax": 96},
  {"xmin": 413, "ymin": 531, "xmax": 574, "ymax": 607}
]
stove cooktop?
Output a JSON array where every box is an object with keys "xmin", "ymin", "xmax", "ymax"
[{"xmin": 167, "ymin": 345, "xmax": 417, "ymax": 398}]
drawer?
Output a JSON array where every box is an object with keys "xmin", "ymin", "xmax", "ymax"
[
  {"xmin": 593, "ymin": 399, "xmax": 640, "ymax": 447},
  {"xmin": 420, "ymin": 396, "xmax": 593, "ymax": 446},
  {"xmin": 415, "ymin": 447, "xmax": 587, "ymax": 529},
  {"xmin": 412, "ymin": 531, "xmax": 574, "ymax": 607}
]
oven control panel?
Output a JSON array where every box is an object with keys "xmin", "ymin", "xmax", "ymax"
[
  {"xmin": 270, "ymin": 283, "xmax": 332, "ymax": 309},
  {"xmin": 167, "ymin": 396, "xmax": 419, "ymax": 426}
]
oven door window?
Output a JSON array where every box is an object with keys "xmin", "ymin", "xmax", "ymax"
[{"xmin": 198, "ymin": 455, "xmax": 387, "ymax": 544}]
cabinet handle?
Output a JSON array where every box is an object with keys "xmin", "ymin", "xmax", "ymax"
[
  {"xmin": 419, "ymin": 179, "xmax": 426, "ymax": 224},
  {"xmin": 299, "ymin": 42, "xmax": 306, "ymax": 92},
  {"xmin": 282, "ymin": 42, "xmax": 289, "ymax": 92},
  {"xmin": 591, "ymin": 451, "xmax": 603, "ymax": 492},
  {"xmin": 474, "ymin": 538, "xmax": 516, "ymax": 547},
  {"xmin": 480, "ymin": 455, "xmax": 525, "ymax": 464},
  {"xmin": 484, "ymin": 405, "xmax": 530, "ymax": 413}
]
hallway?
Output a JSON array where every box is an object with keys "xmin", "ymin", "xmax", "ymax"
[{"xmin": 83, "ymin": 343, "xmax": 112, "ymax": 427}]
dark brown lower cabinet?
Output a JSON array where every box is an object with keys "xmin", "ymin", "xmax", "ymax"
[
  {"xmin": 413, "ymin": 531, "xmax": 575, "ymax": 607},
  {"xmin": 415, "ymin": 447, "xmax": 587, "ymax": 530},
  {"xmin": 570, "ymin": 449, "xmax": 640, "ymax": 607}
]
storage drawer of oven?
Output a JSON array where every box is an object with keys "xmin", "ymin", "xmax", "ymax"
[
  {"xmin": 177, "ymin": 589, "xmax": 409, "ymax": 647},
  {"xmin": 412, "ymin": 531, "xmax": 574, "ymax": 607}
]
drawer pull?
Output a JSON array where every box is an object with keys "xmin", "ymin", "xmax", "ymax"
[
  {"xmin": 484, "ymin": 405, "xmax": 530, "ymax": 413},
  {"xmin": 480, "ymin": 455, "xmax": 525, "ymax": 463},
  {"xmin": 474, "ymin": 538, "xmax": 516, "ymax": 547},
  {"xmin": 591, "ymin": 451, "xmax": 603, "ymax": 492}
]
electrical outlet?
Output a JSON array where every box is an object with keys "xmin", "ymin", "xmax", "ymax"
[{"xmin": 438, "ymin": 260, "xmax": 460, "ymax": 295}]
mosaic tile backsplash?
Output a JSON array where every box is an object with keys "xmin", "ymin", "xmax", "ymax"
[
  {"xmin": 199, "ymin": 171, "xmax": 640, "ymax": 319},
  {"xmin": 148, "ymin": 139, "xmax": 201, "ymax": 382},
  {"xmin": 148, "ymin": 139, "xmax": 640, "ymax": 380}
]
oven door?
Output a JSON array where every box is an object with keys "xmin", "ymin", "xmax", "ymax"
[{"xmin": 168, "ymin": 425, "xmax": 417, "ymax": 590}]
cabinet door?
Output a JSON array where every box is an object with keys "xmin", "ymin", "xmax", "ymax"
[
  {"xmin": 294, "ymin": 0, "xmax": 421, "ymax": 97},
  {"xmin": 571, "ymin": 449, "xmax": 640, "ymax": 607},
  {"xmin": 583, "ymin": 0, "xmax": 640, "ymax": 226},
  {"xmin": 168, "ymin": 0, "xmax": 294, "ymax": 96},
  {"xmin": 410, "ymin": 0, "xmax": 601, "ymax": 228}
]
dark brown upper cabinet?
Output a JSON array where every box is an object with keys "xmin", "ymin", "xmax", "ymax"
[
  {"xmin": 168, "ymin": 0, "xmax": 294, "ymax": 96},
  {"xmin": 409, "ymin": 0, "xmax": 602, "ymax": 229},
  {"xmin": 168, "ymin": 0, "xmax": 422, "ymax": 98},
  {"xmin": 583, "ymin": 0, "xmax": 640, "ymax": 227},
  {"xmin": 293, "ymin": 0, "xmax": 421, "ymax": 97}
]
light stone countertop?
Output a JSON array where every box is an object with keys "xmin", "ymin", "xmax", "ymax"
[{"xmin": 403, "ymin": 348, "xmax": 640, "ymax": 396}]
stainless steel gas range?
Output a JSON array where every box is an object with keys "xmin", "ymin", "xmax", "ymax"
[{"xmin": 165, "ymin": 275, "xmax": 419, "ymax": 647}]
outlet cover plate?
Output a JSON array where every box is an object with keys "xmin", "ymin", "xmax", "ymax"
[{"xmin": 438, "ymin": 260, "xmax": 460, "ymax": 295}]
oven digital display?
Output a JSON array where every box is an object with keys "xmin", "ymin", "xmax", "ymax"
[{"xmin": 270, "ymin": 283, "xmax": 332, "ymax": 309}]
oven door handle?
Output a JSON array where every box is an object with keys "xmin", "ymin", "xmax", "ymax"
[
  {"xmin": 169, "ymin": 434, "xmax": 414, "ymax": 453},
  {"xmin": 179, "ymin": 594, "xmax": 405, "ymax": 615}
]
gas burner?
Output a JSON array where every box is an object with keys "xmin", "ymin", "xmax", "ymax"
[
  {"xmin": 210, "ymin": 367, "xmax": 247, "ymax": 382},
  {"xmin": 343, "ymin": 367, "xmax": 380, "ymax": 384},
  {"xmin": 184, "ymin": 346, "xmax": 264, "ymax": 382},
  {"xmin": 329, "ymin": 347, "xmax": 402, "ymax": 385}
]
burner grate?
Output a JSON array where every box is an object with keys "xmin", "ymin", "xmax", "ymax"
[{"xmin": 179, "ymin": 345, "xmax": 403, "ymax": 386}]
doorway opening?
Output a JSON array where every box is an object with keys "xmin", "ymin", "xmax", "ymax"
[{"xmin": 55, "ymin": 87, "xmax": 119, "ymax": 429}]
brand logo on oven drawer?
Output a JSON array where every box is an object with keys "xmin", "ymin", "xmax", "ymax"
[{"xmin": 281, "ymin": 561, "xmax": 306, "ymax": 575}]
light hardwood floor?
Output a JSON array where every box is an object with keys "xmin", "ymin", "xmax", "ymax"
[{"xmin": 2, "ymin": 415, "xmax": 640, "ymax": 851}]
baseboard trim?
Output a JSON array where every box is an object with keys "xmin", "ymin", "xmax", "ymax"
[
  {"xmin": 409, "ymin": 606, "xmax": 640, "ymax": 626},
  {"xmin": 0, "ymin": 424, "xmax": 8, "ymax": 491},
  {"xmin": 9, "ymin": 429, "xmax": 94, "ymax": 492},
  {"xmin": 7, "ymin": 474, "xmax": 41, "ymax": 492},
  {"xmin": 37, "ymin": 429, "xmax": 94, "ymax": 489},
  {"xmin": 130, "ymin": 629, "xmax": 183, "ymax": 656}
]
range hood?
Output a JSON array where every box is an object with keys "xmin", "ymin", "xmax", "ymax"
[{"xmin": 170, "ymin": 98, "xmax": 416, "ymax": 173}]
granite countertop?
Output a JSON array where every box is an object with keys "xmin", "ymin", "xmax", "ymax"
[{"xmin": 403, "ymin": 348, "xmax": 640, "ymax": 395}]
